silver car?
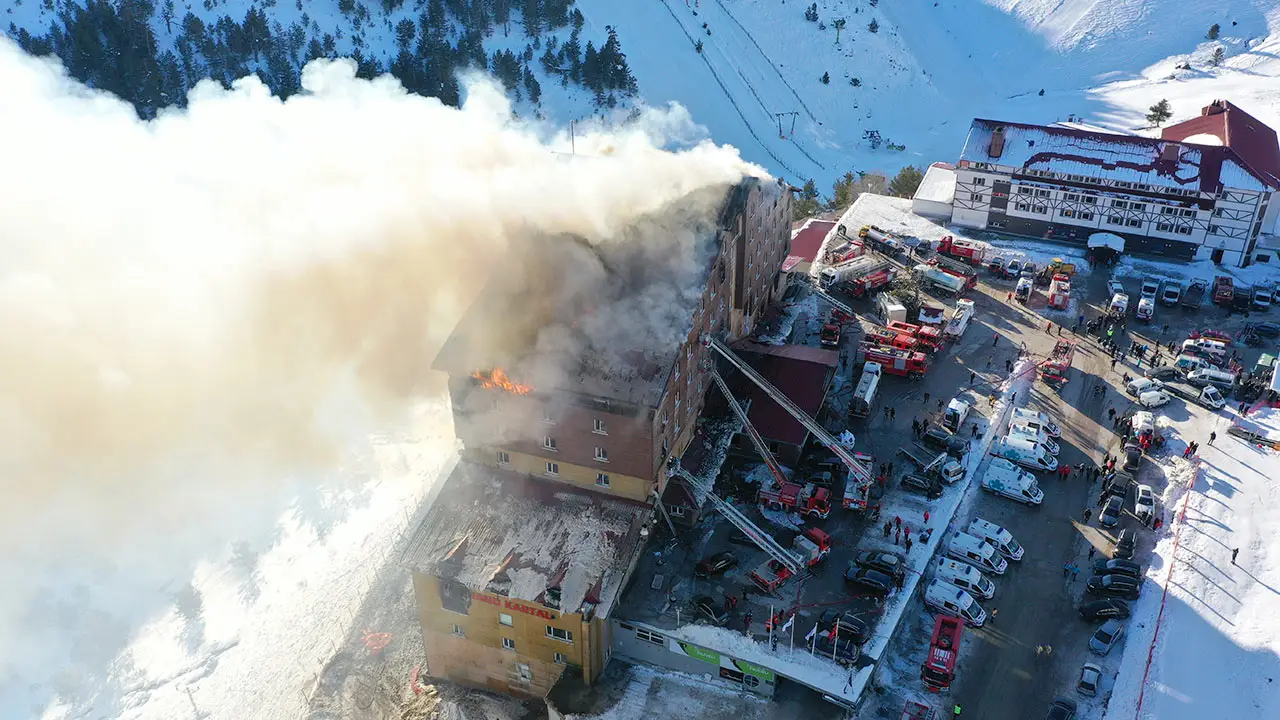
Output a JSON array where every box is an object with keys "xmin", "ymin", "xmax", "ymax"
[
  {"xmin": 1089, "ymin": 619, "xmax": 1125, "ymax": 655},
  {"xmin": 1078, "ymin": 662, "xmax": 1103, "ymax": 697}
]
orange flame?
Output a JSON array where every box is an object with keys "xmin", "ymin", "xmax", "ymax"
[{"xmin": 473, "ymin": 368, "xmax": 534, "ymax": 395}]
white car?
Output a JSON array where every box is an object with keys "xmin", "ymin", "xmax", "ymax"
[
  {"xmin": 1126, "ymin": 377, "xmax": 1164, "ymax": 396},
  {"xmin": 1110, "ymin": 293, "xmax": 1130, "ymax": 315},
  {"xmin": 1135, "ymin": 485, "xmax": 1156, "ymax": 523},
  {"xmin": 1107, "ymin": 280, "xmax": 1125, "ymax": 297},
  {"xmin": 1138, "ymin": 390, "xmax": 1171, "ymax": 408}
]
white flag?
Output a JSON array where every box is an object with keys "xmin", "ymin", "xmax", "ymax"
[
  {"xmin": 804, "ymin": 622, "xmax": 819, "ymax": 642},
  {"xmin": 781, "ymin": 614, "xmax": 795, "ymax": 634}
]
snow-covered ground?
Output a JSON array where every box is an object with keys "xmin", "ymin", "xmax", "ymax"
[
  {"xmin": 7, "ymin": 402, "xmax": 463, "ymax": 720},
  {"xmin": 1106, "ymin": 404, "xmax": 1280, "ymax": 719}
]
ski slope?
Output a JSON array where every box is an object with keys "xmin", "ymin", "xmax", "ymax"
[{"xmin": 1107, "ymin": 404, "xmax": 1280, "ymax": 719}]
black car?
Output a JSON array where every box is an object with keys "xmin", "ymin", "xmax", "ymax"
[
  {"xmin": 1114, "ymin": 528, "xmax": 1137, "ymax": 560},
  {"xmin": 1247, "ymin": 321, "xmax": 1280, "ymax": 338},
  {"xmin": 843, "ymin": 567, "xmax": 895, "ymax": 598},
  {"xmin": 1123, "ymin": 443, "xmax": 1142, "ymax": 472},
  {"xmin": 853, "ymin": 550, "xmax": 907, "ymax": 581},
  {"xmin": 828, "ymin": 612, "xmax": 872, "ymax": 645},
  {"xmin": 693, "ymin": 596, "xmax": 730, "ymax": 626},
  {"xmin": 1079, "ymin": 598, "xmax": 1131, "ymax": 620},
  {"xmin": 901, "ymin": 473, "xmax": 943, "ymax": 499},
  {"xmin": 921, "ymin": 427, "xmax": 968, "ymax": 458},
  {"xmin": 1093, "ymin": 558, "xmax": 1142, "ymax": 578},
  {"xmin": 1106, "ymin": 471, "xmax": 1134, "ymax": 499},
  {"xmin": 1146, "ymin": 366, "xmax": 1184, "ymax": 381},
  {"xmin": 1045, "ymin": 698, "xmax": 1077, "ymax": 720},
  {"xmin": 1087, "ymin": 573, "xmax": 1142, "ymax": 600},
  {"xmin": 1100, "ymin": 495, "xmax": 1124, "ymax": 528},
  {"xmin": 809, "ymin": 470, "xmax": 836, "ymax": 488},
  {"xmin": 695, "ymin": 551, "xmax": 738, "ymax": 578}
]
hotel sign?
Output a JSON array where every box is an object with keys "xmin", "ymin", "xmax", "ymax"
[{"xmin": 471, "ymin": 591, "xmax": 557, "ymax": 620}]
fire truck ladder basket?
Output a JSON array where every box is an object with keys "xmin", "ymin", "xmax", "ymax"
[
  {"xmin": 703, "ymin": 336, "xmax": 874, "ymax": 493},
  {"xmin": 668, "ymin": 464, "xmax": 803, "ymax": 575}
]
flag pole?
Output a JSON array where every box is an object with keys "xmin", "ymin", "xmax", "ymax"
[{"xmin": 832, "ymin": 617, "xmax": 840, "ymax": 661}]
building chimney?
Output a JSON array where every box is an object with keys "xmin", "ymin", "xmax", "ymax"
[{"xmin": 988, "ymin": 126, "xmax": 1006, "ymax": 159}]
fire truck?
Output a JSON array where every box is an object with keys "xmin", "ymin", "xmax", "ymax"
[
  {"xmin": 757, "ymin": 481, "xmax": 831, "ymax": 519},
  {"xmin": 1040, "ymin": 339, "xmax": 1076, "ymax": 385},
  {"xmin": 1213, "ymin": 275, "xmax": 1235, "ymax": 305},
  {"xmin": 934, "ymin": 235, "xmax": 989, "ymax": 265},
  {"xmin": 888, "ymin": 320, "xmax": 943, "ymax": 352},
  {"xmin": 855, "ymin": 343, "xmax": 929, "ymax": 379},
  {"xmin": 1048, "ymin": 273, "xmax": 1071, "ymax": 310},
  {"xmin": 921, "ymin": 615, "xmax": 964, "ymax": 691},
  {"xmin": 900, "ymin": 702, "xmax": 938, "ymax": 720},
  {"xmin": 866, "ymin": 326, "xmax": 919, "ymax": 351},
  {"xmin": 843, "ymin": 450, "xmax": 875, "ymax": 509},
  {"xmin": 928, "ymin": 255, "xmax": 979, "ymax": 291},
  {"xmin": 750, "ymin": 528, "xmax": 833, "ymax": 591},
  {"xmin": 820, "ymin": 320, "xmax": 841, "ymax": 348}
]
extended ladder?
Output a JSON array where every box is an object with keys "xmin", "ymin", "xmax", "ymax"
[
  {"xmin": 708, "ymin": 368, "xmax": 789, "ymax": 489},
  {"xmin": 669, "ymin": 463, "xmax": 803, "ymax": 575}
]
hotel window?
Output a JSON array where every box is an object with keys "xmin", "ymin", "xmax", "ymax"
[
  {"xmin": 502, "ymin": 638, "xmax": 516, "ymax": 652},
  {"xmin": 541, "ymin": 408, "xmax": 554, "ymax": 424},
  {"xmin": 1107, "ymin": 216, "xmax": 1124, "ymax": 225},
  {"xmin": 669, "ymin": 504, "xmax": 686, "ymax": 517},
  {"xmin": 1079, "ymin": 212, "xmax": 1094, "ymax": 221},
  {"xmin": 1157, "ymin": 222, "xmax": 1173, "ymax": 232},
  {"xmin": 1126, "ymin": 219, "xmax": 1142, "ymax": 228},
  {"xmin": 596, "ymin": 473, "xmax": 610, "ymax": 487},
  {"xmin": 1060, "ymin": 209, "xmax": 1075, "ymax": 218},
  {"xmin": 1209, "ymin": 224, "xmax": 1221, "ymax": 234},
  {"xmin": 974, "ymin": 177, "xmax": 987, "ymax": 186},
  {"xmin": 593, "ymin": 418, "xmax": 607, "ymax": 434},
  {"xmin": 1083, "ymin": 196, "xmax": 1097, "ymax": 204},
  {"xmin": 516, "ymin": 663, "xmax": 532, "ymax": 683},
  {"xmin": 1160, "ymin": 207, "xmax": 1174, "ymax": 216},
  {"xmin": 543, "ymin": 436, "xmax": 557, "ymax": 451},
  {"xmin": 1035, "ymin": 189, "xmax": 1050, "ymax": 198},
  {"xmin": 675, "ymin": 393, "xmax": 681, "ymax": 410},
  {"xmin": 1033, "ymin": 205, "xmax": 1047, "ymax": 214},
  {"xmin": 1180, "ymin": 209, "xmax": 1194, "ymax": 217},
  {"xmin": 1015, "ymin": 203, "xmax": 1031, "ymax": 212},
  {"xmin": 1213, "ymin": 208, "xmax": 1224, "ymax": 217},
  {"xmin": 1064, "ymin": 193, "xmax": 1080, "ymax": 201},
  {"xmin": 496, "ymin": 451, "xmax": 510, "ymax": 465},
  {"xmin": 594, "ymin": 446, "xmax": 608, "ymax": 462},
  {"xmin": 545, "ymin": 461, "xmax": 559, "ymax": 476},
  {"xmin": 500, "ymin": 613, "xmax": 514, "ymax": 627},
  {"xmin": 452, "ymin": 624, "xmax": 466, "ymax": 637},
  {"xmin": 1175, "ymin": 225, "xmax": 1193, "ymax": 235},
  {"xmin": 1112, "ymin": 200, "xmax": 1128, "ymax": 209},
  {"xmin": 546, "ymin": 626, "xmax": 574, "ymax": 643},
  {"xmin": 1131, "ymin": 203, "xmax": 1145, "ymax": 211},
  {"xmin": 636, "ymin": 629, "xmax": 665, "ymax": 645},
  {"xmin": 554, "ymin": 652, "xmax": 568, "ymax": 665},
  {"xmin": 1017, "ymin": 187, "xmax": 1032, "ymax": 195},
  {"xmin": 970, "ymin": 193, "xmax": 984, "ymax": 201}
]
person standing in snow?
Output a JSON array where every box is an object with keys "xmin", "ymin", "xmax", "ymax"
[
  {"xmin": 1232, "ymin": 548, "xmax": 1239, "ymax": 564},
  {"xmin": 1209, "ymin": 431, "xmax": 1216, "ymax": 446}
]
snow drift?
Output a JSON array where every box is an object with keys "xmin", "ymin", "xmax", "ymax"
[{"xmin": 0, "ymin": 36, "xmax": 763, "ymax": 715}]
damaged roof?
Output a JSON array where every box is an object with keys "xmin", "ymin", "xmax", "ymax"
[
  {"xmin": 402, "ymin": 463, "xmax": 652, "ymax": 618},
  {"xmin": 731, "ymin": 341, "xmax": 838, "ymax": 447},
  {"xmin": 1161, "ymin": 100, "xmax": 1280, "ymax": 189},
  {"xmin": 960, "ymin": 117, "xmax": 1277, "ymax": 193}
]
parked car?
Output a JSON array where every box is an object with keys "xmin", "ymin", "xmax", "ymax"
[
  {"xmin": 827, "ymin": 612, "xmax": 872, "ymax": 645},
  {"xmin": 1126, "ymin": 377, "xmax": 1164, "ymax": 396},
  {"xmin": 901, "ymin": 473, "xmax": 944, "ymax": 499},
  {"xmin": 1045, "ymin": 698, "xmax": 1077, "ymax": 720},
  {"xmin": 1093, "ymin": 558, "xmax": 1143, "ymax": 578},
  {"xmin": 1134, "ymin": 485, "xmax": 1156, "ymax": 524},
  {"xmin": 1089, "ymin": 619, "xmax": 1126, "ymax": 655},
  {"xmin": 922, "ymin": 425, "xmax": 969, "ymax": 458},
  {"xmin": 728, "ymin": 530, "xmax": 758, "ymax": 548},
  {"xmin": 1078, "ymin": 663, "xmax": 1103, "ymax": 697},
  {"xmin": 853, "ymin": 550, "xmax": 907, "ymax": 581},
  {"xmin": 843, "ymin": 567, "xmax": 895, "ymax": 598},
  {"xmin": 1114, "ymin": 529, "xmax": 1137, "ymax": 560},
  {"xmin": 1087, "ymin": 574, "xmax": 1142, "ymax": 600},
  {"xmin": 1123, "ymin": 443, "xmax": 1142, "ymax": 472},
  {"xmin": 695, "ymin": 551, "xmax": 739, "ymax": 578},
  {"xmin": 1100, "ymin": 495, "xmax": 1124, "ymax": 528},
  {"xmin": 1138, "ymin": 390, "xmax": 1171, "ymax": 408},
  {"xmin": 1146, "ymin": 366, "xmax": 1184, "ymax": 381},
  {"xmin": 1079, "ymin": 598, "xmax": 1131, "ymax": 620},
  {"xmin": 693, "ymin": 595, "xmax": 730, "ymax": 626},
  {"xmin": 1107, "ymin": 280, "xmax": 1125, "ymax": 297},
  {"xmin": 1247, "ymin": 321, "xmax": 1280, "ymax": 338}
]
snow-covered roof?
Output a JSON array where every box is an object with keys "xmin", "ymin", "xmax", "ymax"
[
  {"xmin": 1088, "ymin": 232, "xmax": 1126, "ymax": 251},
  {"xmin": 913, "ymin": 164, "xmax": 956, "ymax": 204},
  {"xmin": 402, "ymin": 463, "xmax": 651, "ymax": 618},
  {"xmin": 959, "ymin": 119, "xmax": 1274, "ymax": 193}
]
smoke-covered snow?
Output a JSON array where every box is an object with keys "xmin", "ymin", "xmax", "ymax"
[{"xmin": 0, "ymin": 36, "xmax": 765, "ymax": 718}]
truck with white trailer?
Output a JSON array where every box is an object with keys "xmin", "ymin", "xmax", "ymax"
[{"xmin": 849, "ymin": 362, "xmax": 882, "ymax": 418}]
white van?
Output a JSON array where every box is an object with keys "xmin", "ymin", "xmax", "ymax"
[
  {"xmin": 1011, "ymin": 408, "xmax": 1061, "ymax": 437},
  {"xmin": 966, "ymin": 518, "xmax": 1025, "ymax": 561},
  {"xmin": 1181, "ymin": 338, "xmax": 1228, "ymax": 361},
  {"xmin": 924, "ymin": 580, "xmax": 987, "ymax": 628},
  {"xmin": 1008, "ymin": 419, "xmax": 1060, "ymax": 455},
  {"xmin": 991, "ymin": 435, "xmax": 1058, "ymax": 472},
  {"xmin": 1110, "ymin": 293, "xmax": 1129, "ymax": 315},
  {"xmin": 935, "ymin": 558, "xmax": 996, "ymax": 599},
  {"xmin": 1187, "ymin": 367, "xmax": 1237, "ymax": 392},
  {"xmin": 946, "ymin": 531, "xmax": 1008, "ymax": 575}
]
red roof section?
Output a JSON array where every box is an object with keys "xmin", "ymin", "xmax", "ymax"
[
  {"xmin": 1161, "ymin": 100, "xmax": 1280, "ymax": 189},
  {"xmin": 731, "ymin": 341, "xmax": 837, "ymax": 447},
  {"xmin": 789, "ymin": 220, "xmax": 836, "ymax": 264}
]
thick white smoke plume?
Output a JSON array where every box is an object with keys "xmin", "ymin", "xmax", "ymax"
[{"xmin": 0, "ymin": 36, "xmax": 764, "ymax": 715}]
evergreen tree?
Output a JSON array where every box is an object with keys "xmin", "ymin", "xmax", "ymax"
[
  {"xmin": 523, "ymin": 64, "xmax": 542, "ymax": 104},
  {"xmin": 832, "ymin": 17, "xmax": 846, "ymax": 44},
  {"xmin": 396, "ymin": 18, "xmax": 416, "ymax": 52},
  {"xmin": 582, "ymin": 40, "xmax": 599, "ymax": 91},
  {"xmin": 1146, "ymin": 99, "xmax": 1172, "ymax": 126},
  {"xmin": 793, "ymin": 179, "xmax": 822, "ymax": 220},
  {"xmin": 161, "ymin": 0, "xmax": 175, "ymax": 34},
  {"xmin": 820, "ymin": 71, "xmax": 829, "ymax": 84},
  {"xmin": 523, "ymin": 0, "xmax": 542, "ymax": 37},
  {"xmin": 1207, "ymin": 23, "xmax": 1220, "ymax": 40},
  {"xmin": 571, "ymin": 7, "xmax": 584, "ymax": 30},
  {"xmin": 868, "ymin": 19, "xmax": 879, "ymax": 33},
  {"xmin": 1211, "ymin": 46, "xmax": 1225, "ymax": 66},
  {"xmin": 888, "ymin": 166, "xmax": 925, "ymax": 197},
  {"xmin": 804, "ymin": 3, "xmax": 818, "ymax": 22},
  {"xmin": 829, "ymin": 171, "xmax": 856, "ymax": 210}
]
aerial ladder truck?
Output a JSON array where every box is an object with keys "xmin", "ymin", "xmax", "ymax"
[{"xmin": 703, "ymin": 336, "xmax": 877, "ymax": 512}]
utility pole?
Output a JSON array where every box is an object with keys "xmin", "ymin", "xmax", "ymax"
[
  {"xmin": 570, "ymin": 119, "xmax": 576, "ymax": 155},
  {"xmin": 774, "ymin": 111, "xmax": 799, "ymax": 140}
]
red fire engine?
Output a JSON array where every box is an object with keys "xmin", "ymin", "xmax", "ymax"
[
  {"xmin": 856, "ymin": 343, "xmax": 929, "ymax": 379},
  {"xmin": 1040, "ymin": 339, "xmax": 1076, "ymax": 385},
  {"xmin": 866, "ymin": 327, "xmax": 919, "ymax": 351},
  {"xmin": 900, "ymin": 701, "xmax": 938, "ymax": 720},
  {"xmin": 934, "ymin": 235, "xmax": 988, "ymax": 265},
  {"xmin": 921, "ymin": 615, "xmax": 964, "ymax": 691},
  {"xmin": 820, "ymin": 321, "xmax": 841, "ymax": 348},
  {"xmin": 1048, "ymin": 273, "xmax": 1071, "ymax": 310},
  {"xmin": 887, "ymin": 321, "xmax": 943, "ymax": 352},
  {"xmin": 757, "ymin": 481, "xmax": 830, "ymax": 519},
  {"xmin": 749, "ymin": 528, "xmax": 832, "ymax": 591}
]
